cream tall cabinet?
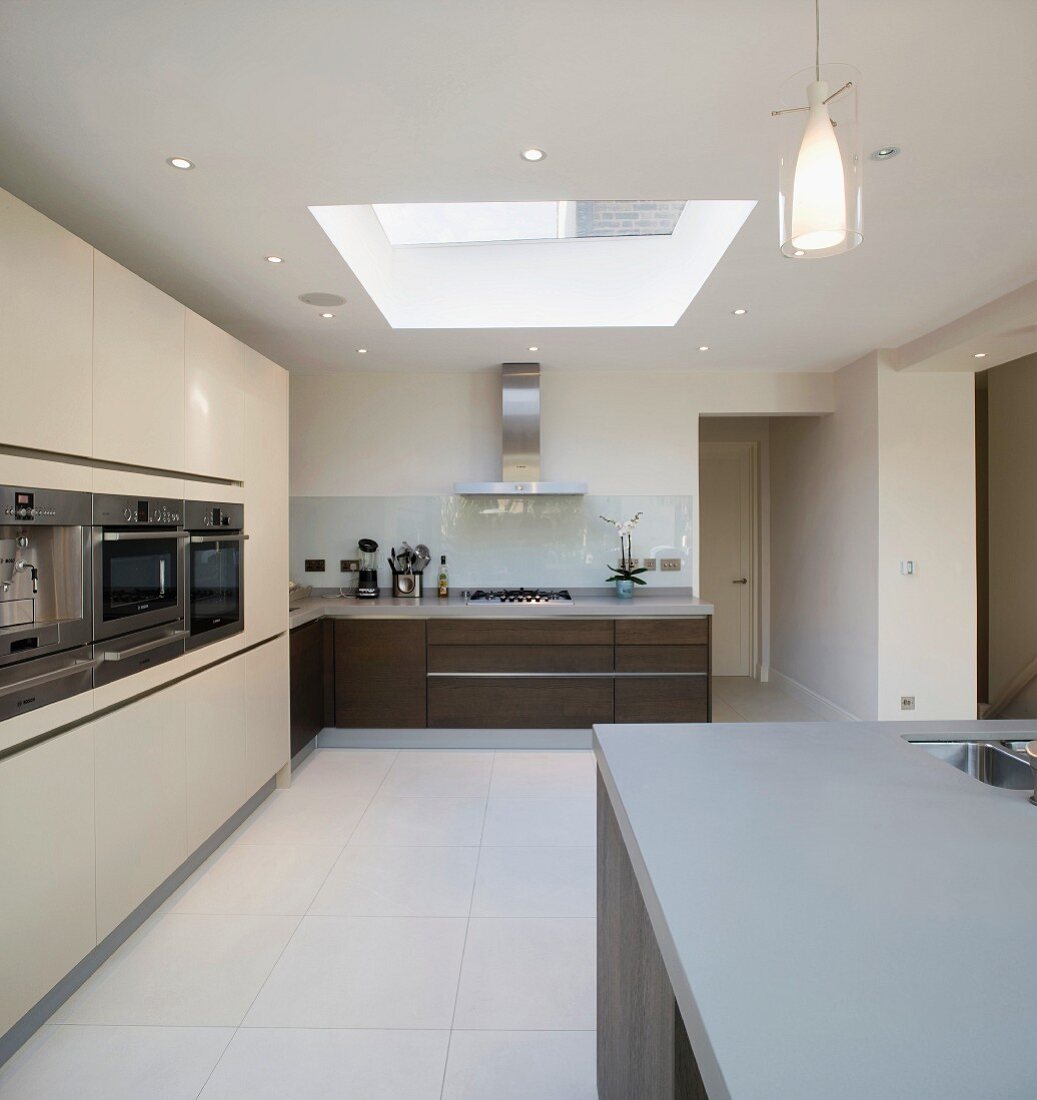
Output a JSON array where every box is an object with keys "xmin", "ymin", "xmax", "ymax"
[
  {"xmin": 185, "ymin": 310, "xmax": 245, "ymax": 480},
  {"xmin": 93, "ymin": 684, "xmax": 189, "ymax": 941},
  {"xmin": 245, "ymin": 632, "xmax": 290, "ymax": 796},
  {"xmin": 0, "ymin": 727, "xmax": 96, "ymax": 1036},
  {"xmin": 0, "ymin": 191, "xmax": 93, "ymax": 457},
  {"xmin": 244, "ymin": 347, "xmax": 289, "ymax": 645},
  {"xmin": 92, "ymin": 252, "xmax": 187, "ymax": 470}
]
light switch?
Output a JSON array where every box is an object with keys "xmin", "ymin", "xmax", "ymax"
[{"xmin": 900, "ymin": 560, "xmax": 916, "ymax": 576}]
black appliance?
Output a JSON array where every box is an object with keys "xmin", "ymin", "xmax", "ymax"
[
  {"xmin": 91, "ymin": 493, "xmax": 188, "ymax": 684},
  {"xmin": 358, "ymin": 538, "xmax": 379, "ymax": 599},
  {"xmin": 184, "ymin": 500, "xmax": 247, "ymax": 650}
]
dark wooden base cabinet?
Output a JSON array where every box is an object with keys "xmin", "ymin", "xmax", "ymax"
[
  {"xmin": 289, "ymin": 618, "xmax": 333, "ymax": 757},
  {"xmin": 316, "ymin": 615, "xmax": 712, "ymax": 730}
]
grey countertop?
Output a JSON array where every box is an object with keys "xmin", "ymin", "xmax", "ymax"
[
  {"xmin": 288, "ymin": 587, "xmax": 714, "ymax": 628},
  {"xmin": 593, "ymin": 719, "xmax": 1037, "ymax": 1100}
]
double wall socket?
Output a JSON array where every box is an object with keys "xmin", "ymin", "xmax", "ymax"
[
  {"xmin": 900, "ymin": 695, "xmax": 916, "ymax": 712},
  {"xmin": 341, "ymin": 559, "xmax": 359, "ymax": 573}
]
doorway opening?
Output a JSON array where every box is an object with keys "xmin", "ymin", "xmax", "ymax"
[{"xmin": 698, "ymin": 419, "xmax": 767, "ymax": 680}]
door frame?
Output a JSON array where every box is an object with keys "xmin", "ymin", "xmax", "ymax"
[{"xmin": 699, "ymin": 440, "xmax": 760, "ymax": 680}]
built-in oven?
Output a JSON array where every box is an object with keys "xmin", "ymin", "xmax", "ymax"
[
  {"xmin": 91, "ymin": 494, "xmax": 188, "ymax": 685},
  {"xmin": 185, "ymin": 500, "xmax": 247, "ymax": 650}
]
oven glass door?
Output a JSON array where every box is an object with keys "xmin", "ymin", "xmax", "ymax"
[
  {"xmin": 189, "ymin": 538, "xmax": 242, "ymax": 639},
  {"xmin": 100, "ymin": 534, "xmax": 181, "ymax": 625}
]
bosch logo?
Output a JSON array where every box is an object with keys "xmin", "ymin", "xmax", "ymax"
[
  {"xmin": 137, "ymin": 603, "xmax": 151, "ymax": 612},
  {"xmin": 16, "ymin": 695, "xmax": 36, "ymax": 709}
]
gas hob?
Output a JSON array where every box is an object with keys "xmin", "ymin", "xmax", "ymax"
[{"xmin": 465, "ymin": 588, "xmax": 574, "ymax": 605}]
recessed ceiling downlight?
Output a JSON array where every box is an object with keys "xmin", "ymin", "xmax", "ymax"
[
  {"xmin": 357, "ymin": 348, "xmax": 368, "ymax": 354},
  {"xmin": 265, "ymin": 255, "xmax": 284, "ymax": 264},
  {"xmin": 870, "ymin": 146, "xmax": 900, "ymax": 160},
  {"xmin": 299, "ymin": 292, "xmax": 346, "ymax": 308},
  {"xmin": 974, "ymin": 352, "xmax": 987, "ymax": 359},
  {"xmin": 166, "ymin": 156, "xmax": 194, "ymax": 170},
  {"xmin": 698, "ymin": 345, "xmax": 710, "ymax": 352},
  {"xmin": 528, "ymin": 346, "xmax": 539, "ymax": 352},
  {"xmin": 731, "ymin": 307, "xmax": 748, "ymax": 315},
  {"xmin": 320, "ymin": 312, "xmax": 334, "ymax": 319},
  {"xmin": 520, "ymin": 148, "xmax": 546, "ymax": 162}
]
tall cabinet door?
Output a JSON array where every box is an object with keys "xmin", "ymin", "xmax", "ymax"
[
  {"xmin": 185, "ymin": 655, "xmax": 246, "ymax": 850},
  {"xmin": 243, "ymin": 347, "xmax": 289, "ymax": 645},
  {"xmin": 185, "ymin": 310, "xmax": 245, "ymax": 480},
  {"xmin": 0, "ymin": 726, "xmax": 96, "ymax": 1036},
  {"xmin": 92, "ymin": 251, "xmax": 187, "ymax": 470},
  {"xmin": 245, "ymin": 633, "xmax": 290, "ymax": 797},
  {"xmin": 94, "ymin": 684, "xmax": 188, "ymax": 940},
  {"xmin": 0, "ymin": 189, "xmax": 94, "ymax": 456}
]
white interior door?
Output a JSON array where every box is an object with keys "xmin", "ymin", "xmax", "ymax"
[{"xmin": 700, "ymin": 442, "xmax": 754, "ymax": 676}]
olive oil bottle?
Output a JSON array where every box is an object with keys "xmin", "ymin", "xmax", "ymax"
[{"xmin": 437, "ymin": 554, "xmax": 449, "ymax": 598}]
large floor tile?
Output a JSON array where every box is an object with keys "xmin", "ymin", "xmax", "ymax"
[
  {"xmin": 710, "ymin": 698, "xmax": 745, "ymax": 723},
  {"xmin": 172, "ymin": 843, "xmax": 341, "ymax": 915},
  {"xmin": 472, "ymin": 846, "xmax": 595, "ymax": 918},
  {"xmin": 244, "ymin": 915, "xmax": 467, "ymax": 1029},
  {"xmin": 490, "ymin": 751, "xmax": 595, "ymax": 798},
  {"xmin": 232, "ymin": 789, "xmax": 370, "ymax": 846},
  {"xmin": 310, "ymin": 845, "xmax": 478, "ymax": 916},
  {"xmin": 453, "ymin": 918, "xmax": 596, "ymax": 1030},
  {"xmin": 350, "ymin": 795, "xmax": 486, "ymax": 846},
  {"xmin": 290, "ymin": 749, "xmax": 397, "ymax": 797},
  {"xmin": 200, "ymin": 1028, "xmax": 449, "ymax": 1100},
  {"xmin": 481, "ymin": 796, "xmax": 595, "ymax": 847},
  {"xmin": 57, "ymin": 914, "xmax": 299, "ymax": 1026},
  {"xmin": 0, "ymin": 1025, "xmax": 233, "ymax": 1100},
  {"xmin": 379, "ymin": 750, "xmax": 494, "ymax": 797},
  {"xmin": 442, "ymin": 1030, "xmax": 597, "ymax": 1100}
]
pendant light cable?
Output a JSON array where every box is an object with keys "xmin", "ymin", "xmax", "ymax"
[{"xmin": 815, "ymin": 0, "xmax": 821, "ymax": 81}]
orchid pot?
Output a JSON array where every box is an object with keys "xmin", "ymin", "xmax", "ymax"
[{"xmin": 600, "ymin": 511, "xmax": 648, "ymax": 599}]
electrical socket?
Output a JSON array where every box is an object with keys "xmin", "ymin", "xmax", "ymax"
[
  {"xmin": 340, "ymin": 559, "xmax": 359, "ymax": 573},
  {"xmin": 660, "ymin": 558, "xmax": 682, "ymax": 572},
  {"xmin": 900, "ymin": 695, "xmax": 915, "ymax": 712},
  {"xmin": 642, "ymin": 558, "xmax": 657, "ymax": 571},
  {"xmin": 627, "ymin": 558, "xmax": 640, "ymax": 568},
  {"xmin": 304, "ymin": 559, "xmax": 326, "ymax": 573}
]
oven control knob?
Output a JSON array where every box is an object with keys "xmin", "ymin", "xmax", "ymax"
[{"xmin": 124, "ymin": 508, "xmax": 133, "ymax": 521}]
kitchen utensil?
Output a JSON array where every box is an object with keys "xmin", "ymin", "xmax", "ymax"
[{"xmin": 415, "ymin": 544, "xmax": 431, "ymax": 573}]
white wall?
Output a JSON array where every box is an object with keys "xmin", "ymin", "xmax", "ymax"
[
  {"xmin": 699, "ymin": 417, "xmax": 772, "ymax": 679},
  {"xmin": 290, "ymin": 370, "xmax": 835, "ymax": 593},
  {"xmin": 876, "ymin": 355, "xmax": 977, "ymax": 719},
  {"xmin": 987, "ymin": 353, "xmax": 1037, "ymax": 714},
  {"xmin": 770, "ymin": 352, "xmax": 977, "ymax": 721},
  {"xmin": 770, "ymin": 355, "xmax": 881, "ymax": 719}
]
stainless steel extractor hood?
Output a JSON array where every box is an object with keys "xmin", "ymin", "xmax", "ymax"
[{"xmin": 455, "ymin": 363, "xmax": 587, "ymax": 496}]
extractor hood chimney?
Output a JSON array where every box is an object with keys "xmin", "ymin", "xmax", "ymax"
[{"xmin": 454, "ymin": 363, "xmax": 587, "ymax": 496}]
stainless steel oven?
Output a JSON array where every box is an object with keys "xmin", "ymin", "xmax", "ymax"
[
  {"xmin": 0, "ymin": 484, "xmax": 96, "ymax": 720},
  {"xmin": 185, "ymin": 500, "xmax": 247, "ymax": 650},
  {"xmin": 91, "ymin": 494, "xmax": 188, "ymax": 683}
]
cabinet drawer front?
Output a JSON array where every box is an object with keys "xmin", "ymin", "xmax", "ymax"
[
  {"xmin": 427, "ymin": 619, "xmax": 614, "ymax": 647},
  {"xmin": 334, "ymin": 619, "xmax": 427, "ymax": 672},
  {"xmin": 428, "ymin": 676, "xmax": 614, "ymax": 728},
  {"xmin": 614, "ymin": 676, "xmax": 708, "ymax": 724},
  {"xmin": 428, "ymin": 644, "xmax": 614, "ymax": 674},
  {"xmin": 615, "ymin": 645, "xmax": 708, "ymax": 674},
  {"xmin": 614, "ymin": 618, "xmax": 709, "ymax": 646},
  {"xmin": 335, "ymin": 678, "xmax": 427, "ymax": 729}
]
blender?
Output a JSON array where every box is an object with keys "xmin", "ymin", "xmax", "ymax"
[{"xmin": 357, "ymin": 538, "xmax": 379, "ymax": 599}]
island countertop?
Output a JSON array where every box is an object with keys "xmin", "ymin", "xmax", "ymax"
[
  {"xmin": 593, "ymin": 719, "xmax": 1037, "ymax": 1100},
  {"xmin": 289, "ymin": 588, "xmax": 714, "ymax": 629}
]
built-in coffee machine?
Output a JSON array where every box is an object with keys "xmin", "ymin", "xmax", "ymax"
[{"xmin": 0, "ymin": 484, "xmax": 95, "ymax": 720}]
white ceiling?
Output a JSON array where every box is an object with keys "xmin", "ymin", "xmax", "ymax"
[{"xmin": 0, "ymin": 0, "xmax": 1035, "ymax": 375}]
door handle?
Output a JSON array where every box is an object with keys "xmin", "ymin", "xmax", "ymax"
[{"xmin": 733, "ymin": 578, "xmax": 748, "ymax": 584}]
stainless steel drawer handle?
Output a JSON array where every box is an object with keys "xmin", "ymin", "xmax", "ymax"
[
  {"xmin": 0, "ymin": 658, "xmax": 100, "ymax": 697},
  {"xmin": 426, "ymin": 671, "xmax": 708, "ymax": 679},
  {"xmin": 101, "ymin": 629, "xmax": 189, "ymax": 662},
  {"xmin": 103, "ymin": 531, "xmax": 190, "ymax": 542},
  {"xmin": 189, "ymin": 533, "xmax": 250, "ymax": 543}
]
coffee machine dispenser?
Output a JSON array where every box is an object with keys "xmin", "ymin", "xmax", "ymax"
[{"xmin": 357, "ymin": 538, "xmax": 379, "ymax": 599}]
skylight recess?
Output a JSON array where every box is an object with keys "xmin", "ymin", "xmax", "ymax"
[{"xmin": 372, "ymin": 200, "xmax": 688, "ymax": 246}]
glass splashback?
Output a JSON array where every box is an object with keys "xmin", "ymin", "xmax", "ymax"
[{"xmin": 290, "ymin": 495, "xmax": 694, "ymax": 590}]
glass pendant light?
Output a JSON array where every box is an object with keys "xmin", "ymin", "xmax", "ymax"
[{"xmin": 774, "ymin": 0, "xmax": 862, "ymax": 258}]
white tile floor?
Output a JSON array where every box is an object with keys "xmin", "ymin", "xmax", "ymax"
[
  {"xmin": 0, "ymin": 748, "xmax": 599, "ymax": 1099},
  {"xmin": 0, "ymin": 686, "xmax": 818, "ymax": 1097}
]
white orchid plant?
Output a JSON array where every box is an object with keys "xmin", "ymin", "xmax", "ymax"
[{"xmin": 600, "ymin": 511, "xmax": 648, "ymax": 586}]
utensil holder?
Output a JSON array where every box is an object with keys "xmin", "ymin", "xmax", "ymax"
[{"xmin": 392, "ymin": 572, "xmax": 423, "ymax": 598}]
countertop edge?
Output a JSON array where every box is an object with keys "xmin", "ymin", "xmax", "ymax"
[{"xmin": 592, "ymin": 727, "xmax": 734, "ymax": 1100}]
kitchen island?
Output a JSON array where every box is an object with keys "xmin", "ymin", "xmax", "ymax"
[{"xmin": 594, "ymin": 719, "xmax": 1037, "ymax": 1100}]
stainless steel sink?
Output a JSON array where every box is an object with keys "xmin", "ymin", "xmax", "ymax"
[{"xmin": 910, "ymin": 740, "xmax": 1034, "ymax": 790}]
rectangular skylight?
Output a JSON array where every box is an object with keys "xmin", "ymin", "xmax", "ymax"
[{"xmin": 372, "ymin": 200, "xmax": 688, "ymax": 246}]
